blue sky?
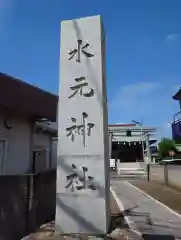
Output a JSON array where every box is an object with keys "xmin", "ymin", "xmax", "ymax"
[{"xmin": 0, "ymin": 0, "xmax": 181, "ymax": 138}]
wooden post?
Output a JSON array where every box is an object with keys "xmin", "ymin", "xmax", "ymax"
[
  {"xmin": 164, "ymin": 164, "xmax": 168, "ymax": 185},
  {"xmin": 147, "ymin": 164, "xmax": 150, "ymax": 182},
  {"xmin": 27, "ymin": 174, "xmax": 35, "ymax": 232}
]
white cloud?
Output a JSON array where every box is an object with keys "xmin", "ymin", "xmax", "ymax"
[
  {"xmin": 172, "ymin": 84, "xmax": 181, "ymax": 92},
  {"xmin": 108, "ymin": 81, "xmax": 179, "ymax": 138},
  {"xmin": 0, "ymin": 0, "xmax": 13, "ymax": 19},
  {"xmin": 164, "ymin": 33, "xmax": 181, "ymax": 42},
  {"xmin": 115, "ymin": 122, "xmax": 127, "ymax": 125},
  {"xmin": 0, "ymin": 0, "xmax": 14, "ymax": 37},
  {"xmin": 110, "ymin": 81, "xmax": 159, "ymax": 114},
  {"xmin": 0, "ymin": 0, "xmax": 12, "ymax": 8}
]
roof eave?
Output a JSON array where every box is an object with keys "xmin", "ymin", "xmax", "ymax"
[
  {"xmin": 172, "ymin": 88, "xmax": 181, "ymax": 100},
  {"xmin": 0, "ymin": 72, "xmax": 58, "ymax": 122}
]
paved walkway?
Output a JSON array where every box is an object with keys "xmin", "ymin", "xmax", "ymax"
[
  {"xmin": 111, "ymin": 179, "xmax": 181, "ymax": 239},
  {"xmin": 132, "ymin": 180, "xmax": 181, "ymax": 215}
]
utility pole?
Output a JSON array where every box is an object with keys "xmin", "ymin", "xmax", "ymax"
[
  {"xmin": 145, "ymin": 132, "xmax": 151, "ymax": 181},
  {"xmin": 132, "ymin": 119, "xmax": 145, "ymax": 161},
  {"xmin": 109, "ymin": 131, "xmax": 113, "ymax": 159},
  {"xmin": 145, "ymin": 132, "xmax": 151, "ymax": 163}
]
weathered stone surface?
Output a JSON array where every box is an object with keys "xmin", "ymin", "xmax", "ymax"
[{"xmin": 56, "ymin": 15, "xmax": 110, "ymax": 234}]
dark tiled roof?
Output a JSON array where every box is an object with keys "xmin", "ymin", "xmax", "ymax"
[
  {"xmin": 0, "ymin": 72, "xmax": 58, "ymax": 121},
  {"xmin": 173, "ymin": 87, "xmax": 181, "ymax": 100}
]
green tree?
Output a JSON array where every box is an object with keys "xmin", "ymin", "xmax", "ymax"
[{"xmin": 158, "ymin": 138, "xmax": 178, "ymax": 159}]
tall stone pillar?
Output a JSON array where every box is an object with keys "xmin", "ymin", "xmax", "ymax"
[{"xmin": 56, "ymin": 15, "xmax": 110, "ymax": 235}]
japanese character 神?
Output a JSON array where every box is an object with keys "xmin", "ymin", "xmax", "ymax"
[{"xmin": 66, "ymin": 113, "xmax": 94, "ymax": 147}]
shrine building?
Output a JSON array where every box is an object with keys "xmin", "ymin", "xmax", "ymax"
[{"xmin": 108, "ymin": 124, "xmax": 157, "ymax": 162}]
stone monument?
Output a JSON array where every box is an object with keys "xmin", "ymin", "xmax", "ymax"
[{"xmin": 55, "ymin": 15, "xmax": 110, "ymax": 235}]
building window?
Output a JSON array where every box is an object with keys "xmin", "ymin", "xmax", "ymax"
[{"xmin": 126, "ymin": 129, "xmax": 132, "ymax": 137}]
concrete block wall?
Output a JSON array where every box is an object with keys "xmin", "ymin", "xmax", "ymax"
[
  {"xmin": 167, "ymin": 166, "xmax": 181, "ymax": 189},
  {"xmin": 150, "ymin": 165, "xmax": 165, "ymax": 183},
  {"xmin": 150, "ymin": 165, "xmax": 181, "ymax": 189}
]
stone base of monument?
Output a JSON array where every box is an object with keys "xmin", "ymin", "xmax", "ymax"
[
  {"xmin": 21, "ymin": 191, "xmax": 135, "ymax": 240},
  {"xmin": 55, "ymin": 193, "xmax": 109, "ymax": 235}
]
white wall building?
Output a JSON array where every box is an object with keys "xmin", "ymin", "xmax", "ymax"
[{"xmin": 0, "ymin": 73, "xmax": 57, "ymax": 175}]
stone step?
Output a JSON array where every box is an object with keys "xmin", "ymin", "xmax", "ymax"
[{"xmin": 118, "ymin": 168, "xmax": 145, "ymax": 176}]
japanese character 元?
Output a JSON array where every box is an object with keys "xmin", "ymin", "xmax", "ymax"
[{"xmin": 68, "ymin": 76, "xmax": 94, "ymax": 99}]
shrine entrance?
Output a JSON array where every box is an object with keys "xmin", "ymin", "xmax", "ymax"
[{"xmin": 112, "ymin": 141, "xmax": 143, "ymax": 163}]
